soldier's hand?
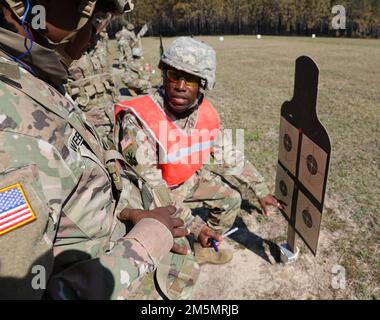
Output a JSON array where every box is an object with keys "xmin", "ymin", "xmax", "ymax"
[
  {"xmin": 258, "ymin": 194, "xmax": 282, "ymax": 216},
  {"xmin": 119, "ymin": 207, "xmax": 190, "ymax": 255},
  {"xmin": 198, "ymin": 225, "xmax": 223, "ymax": 248}
]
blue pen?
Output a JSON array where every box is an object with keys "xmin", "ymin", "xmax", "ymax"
[{"xmin": 211, "ymin": 239, "xmax": 219, "ymax": 252}]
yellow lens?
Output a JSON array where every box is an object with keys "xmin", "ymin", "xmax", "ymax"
[
  {"xmin": 166, "ymin": 70, "xmax": 181, "ymax": 82},
  {"xmin": 166, "ymin": 70, "xmax": 199, "ymax": 87}
]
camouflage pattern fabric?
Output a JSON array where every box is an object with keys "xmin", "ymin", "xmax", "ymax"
[
  {"xmin": 126, "ymin": 237, "xmax": 200, "ymax": 300},
  {"xmin": 115, "ymin": 25, "xmax": 152, "ymax": 97},
  {"xmin": 117, "ymin": 89, "xmax": 270, "ymax": 235},
  {"xmin": 66, "ymin": 40, "xmax": 117, "ymax": 147},
  {"xmin": 116, "ymin": 27, "xmax": 137, "ymax": 65},
  {"xmin": 121, "ymin": 58, "xmax": 153, "ymax": 94},
  {"xmin": 0, "ymin": 51, "xmax": 181, "ymax": 300}
]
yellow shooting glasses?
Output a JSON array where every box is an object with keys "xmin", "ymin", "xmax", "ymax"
[{"xmin": 166, "ymin": 69, "xmax": 200, "ymax": 88}]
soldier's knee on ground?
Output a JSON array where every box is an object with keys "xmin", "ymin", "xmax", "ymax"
[{"xmin": 207, "ymin": 188, "xmax": 242, "ymax": 234}]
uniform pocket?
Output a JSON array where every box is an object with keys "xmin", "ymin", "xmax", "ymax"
[{"xmin": 61, "ymin": 144, "xmax": 114, "ymax": 241}]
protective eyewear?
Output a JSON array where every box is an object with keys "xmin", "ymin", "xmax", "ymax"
[{"xmin": 166, "ymin": 69, "xmax": 200, "ymax": 88}]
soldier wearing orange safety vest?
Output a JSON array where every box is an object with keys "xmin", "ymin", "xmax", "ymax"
[
  {"xmin": 115, "ymin": 95, "xmax": 220, "ymax": 188},
  {"xmin": 114, "ymin": 37, "xmax": 281, "ymax": 265}
]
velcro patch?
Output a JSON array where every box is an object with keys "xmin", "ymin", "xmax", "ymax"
[{"xmin": 0, "ymin": 183, "xmax": 36, "ymax": 236}]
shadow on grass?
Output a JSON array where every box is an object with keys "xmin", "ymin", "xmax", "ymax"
[
  {"xmin": 192, "ymin": 204, "xmax": 281, "ymax": 264},
  {"xmin": 228, "ymin": 216, "xmax": 281, "ymax": 264}
]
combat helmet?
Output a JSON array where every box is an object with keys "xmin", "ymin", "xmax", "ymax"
[
  {"xmin": 4, "ymin": 1, "xmax": 134, "ymax": 21},
  {"xmin": 160, "ymin": 37, "xmax": 216, "ymax": 90},
  {"xmin": 3, "ymin": 0, "xmax": 134, "ymax": 66}
]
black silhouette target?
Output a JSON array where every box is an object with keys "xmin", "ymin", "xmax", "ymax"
[{"xmin": 275, "ymin": 56, "xmax": 331, "ymax": 256}]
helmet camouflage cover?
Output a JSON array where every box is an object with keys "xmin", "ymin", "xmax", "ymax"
[{"xmin": 160, "ymin": 37, "xmax": 216, "ymax": 90}]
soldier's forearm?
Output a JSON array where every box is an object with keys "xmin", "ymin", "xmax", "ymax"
[{"xmin": 47, "ymin": 218, "xmax": 173, "ymax": 300}]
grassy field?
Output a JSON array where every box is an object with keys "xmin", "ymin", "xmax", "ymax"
[{"xmin": 120, "ymin": 36, "xmax": 380, "ymax": 298}]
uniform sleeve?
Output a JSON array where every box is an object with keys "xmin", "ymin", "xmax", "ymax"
[
  {"xmin": 213, "ymin": 130, "xmax": 270, "ymax": 199},
  {"xmin": 0, "ymin": 137, "xmax": 55, "ymax": 299},
  {"xmin": 0, "ymin": 131, "xmax": 173, "ymax": 300},
  {"xmin": 47, "ymin": 218, "xmax": 174, "ymax": 300}
]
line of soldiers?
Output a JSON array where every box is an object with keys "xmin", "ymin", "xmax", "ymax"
[
  {"xmin": 0, "ymin": 0, "xmax": 279, "ymax": 300},
  {"xmin": 115, "ymin": 22, "xmax": 153, "ymax": 96}
]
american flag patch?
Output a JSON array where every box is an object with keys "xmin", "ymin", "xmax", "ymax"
[
  {"xmin": 0, "ymin": 184, "xmax": 36, "ymax": 236},
  {"xmin": 121, "ymin": 135, "xmax": 133, "ymax": 152}
]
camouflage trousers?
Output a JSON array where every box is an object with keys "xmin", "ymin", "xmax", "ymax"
[
  {"xmin": 118, "ymin": 43, "xmax": 132, "ymax": 65},
  {"xmin": 171, "ymin": 169, "xmax": 242, "ymax": 235}
]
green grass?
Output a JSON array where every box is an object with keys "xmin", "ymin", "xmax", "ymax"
[{"xmin": 134, "ymin": 36, "xmax": 380, "ymax": 298}]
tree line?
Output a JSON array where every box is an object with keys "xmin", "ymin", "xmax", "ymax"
[{"xmin": 110, "ymin": 0, "xmax": 380, "ymax": 38}]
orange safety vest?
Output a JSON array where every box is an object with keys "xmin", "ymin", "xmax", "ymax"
[{"xmin": 115, "ymin": 96, "xmax": 220, "ymax": 187}]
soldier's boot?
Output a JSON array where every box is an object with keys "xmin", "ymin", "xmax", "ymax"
[{"xmin": 193, "ymin": 243, "xmax": 233, "ymax": 265}]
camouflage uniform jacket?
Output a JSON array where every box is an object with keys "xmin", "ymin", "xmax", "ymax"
[
  {"xmin": 116, "ymin": 88, "xmax": 270, "ymax": 234},
  {"xmin": 0, "ymin": 29, "xmax": 173, "ymax": 300}
]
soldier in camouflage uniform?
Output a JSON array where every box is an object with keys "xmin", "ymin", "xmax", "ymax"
[
  {"xmin": 116, "ymin": 23, "xmax": 136, "ymax": 66},
  {"xmin": 121, "ymin": 47, "xmax": 152, "ymax": 96},
  {"xmin": 115, "ymin": 37, "xmax": 280, "ymax": 265},
  {"xmin": 0, "ymin": 1, "xmax": 205, "ymax": 300}
]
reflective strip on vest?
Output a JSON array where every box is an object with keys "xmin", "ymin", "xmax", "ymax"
[{"xmin": 161, "ymin": 140, "xmax": 215, "ymax": 164}]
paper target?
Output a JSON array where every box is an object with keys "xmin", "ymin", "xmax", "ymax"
[
  {"xmin": 275, "ymin": 164, "xmax": 294, "ymax": 220},
  {"xmin": 278, "ymin": 117, "xmax": 299, "ymax": 175},
  {"xmin": 298, "ymin": 134, "xmax": 328, "ymax": 203},
  {"xmin": 295, "ymin": 191, "xmax": 322, "ymax": 254}
]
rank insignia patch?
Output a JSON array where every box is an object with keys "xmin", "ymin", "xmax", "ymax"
[{"xmin": 0, "ymin": 184, "xmax": 36, "ymax": 236}]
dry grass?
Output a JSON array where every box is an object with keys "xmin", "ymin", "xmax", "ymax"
[{"xmin": 116, "ymin": 36, "xmax": 380, "ymax": 299}]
